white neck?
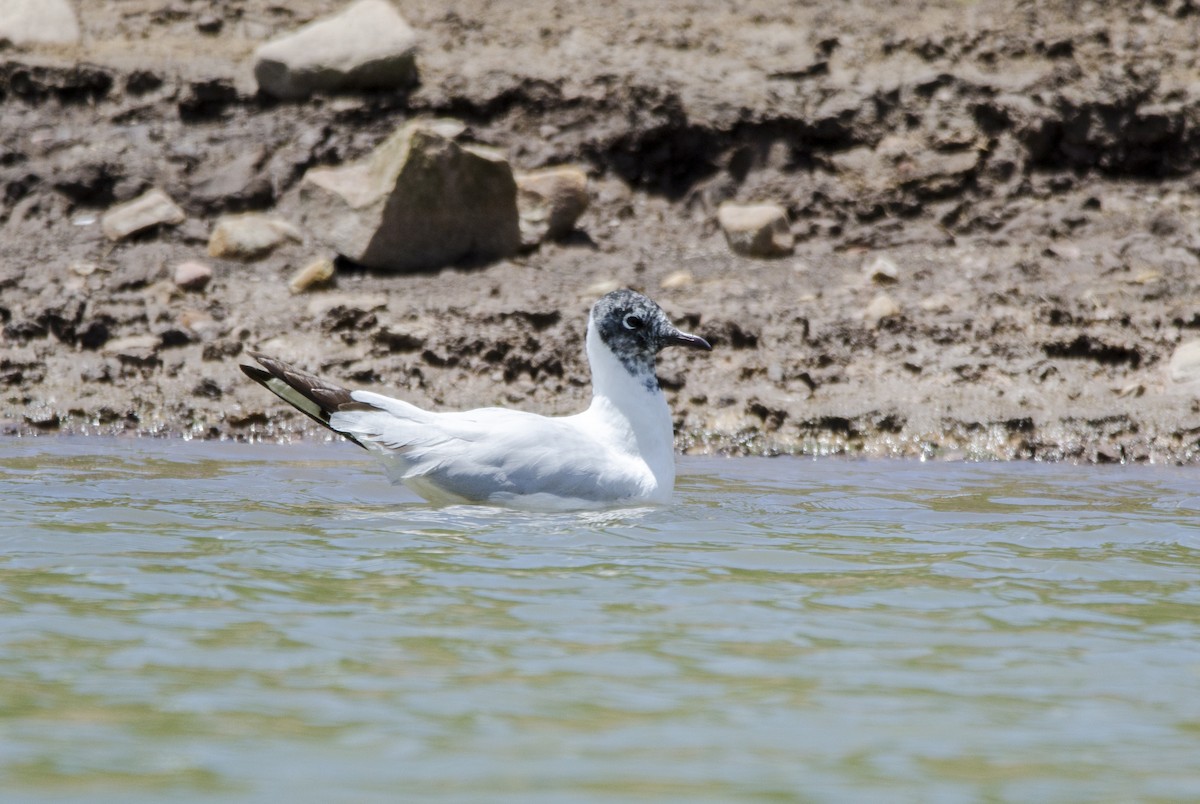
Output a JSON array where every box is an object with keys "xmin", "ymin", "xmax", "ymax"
[{"xmin": 581, "ymin": 317, "xmax": 676, "ymax": 494}]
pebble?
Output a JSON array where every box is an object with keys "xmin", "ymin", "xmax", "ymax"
[
  {"xmin": 177, "ymin": 308, "xmax": 218, "ymax": 334},
  {"xmin": 864, "ymin": 255, "xmax": 899, "ymax": 283},
  {"xmin": 253, "ymin": 0, "xmax": 419, "ymax": 100},
  {"xmin": 195, "ymin": 14, "xmax": 222, "ymax": 34},
  {"xmin": 70, "ymin": 261, "xmax": 99, "ymax": 276},
  {"xmin": 0, "ymin": 0, "xmax": 80, "ymax": 46},
  {"xmin": 1168, "ymin": 340, "xmax": 1200, "ymax": 384},
  {"xmin": 515, "ymin": 166, "xmax": 589, "ymax": 245},
  {"xmin": 717, "ymin": 202, "xmax": 794, "ymax": 257},
  {"xmin": 289, "ymin": 257, "xmax": 336, "ymax": 294},
  {"xmin": 207, "ymin": 213, "xmax": 302, "ymax": 261},
  {"xmin": 866, "ymin": 292, "xmax": 901, "ymax": 323},
  {"xmin": 919, "ymin": 293, "xmax": 954, "ymax": 313},
  {"xmin": 660, "ymin": 270, "xmax": 693, "ymax": 290},
  {"xmin": 173, "ymin": 261, "xmax": 213, "ymax": 291},
  {"xmin": 101, "ymin": 189, "xmax": 186, "ymax": 241},
  {"xmin": 100, "ymin": 334, "xmax": 160, "ymax": 357},
  {"xmin": 585, "ymin": 279, "xmax": 621, "ymax": 296}
]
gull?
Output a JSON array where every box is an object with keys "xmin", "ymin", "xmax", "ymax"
[{"xmin": 240, "ymin": 289, "xmax": 711, "ymax": 510}]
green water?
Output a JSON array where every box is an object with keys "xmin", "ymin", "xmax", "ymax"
[{"xmin": 1, "ymin": 438, "xmax": 1198, "ymax": 802}]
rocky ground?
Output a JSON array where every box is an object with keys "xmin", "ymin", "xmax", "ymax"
[{"xmin": 3, "ymin": 0, "xmax": 1200, "ymax": 463}]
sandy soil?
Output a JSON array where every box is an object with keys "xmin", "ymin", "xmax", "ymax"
[{"xmin": 3, "ymin": 0, "xmax": 1200, "ymax": 462}]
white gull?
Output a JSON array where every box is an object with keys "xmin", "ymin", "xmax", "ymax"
[{"xmin": 240, "ymin": 289, "xmax": 711, "ymax": 510}]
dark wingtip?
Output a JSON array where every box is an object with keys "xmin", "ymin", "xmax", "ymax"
[{"xmin": 240, "ymin": 363, "xmax": 271, "ymax": 383}]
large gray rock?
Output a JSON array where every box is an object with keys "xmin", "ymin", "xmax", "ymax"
[
  {"xmin": 301, "ymin": 120, "xmax": 522, "ymax": 272},
  {"xmin": 0, "ymin": 0, "xmax": 80, "ymax": 47},
  {"xmin": 253, "ymin": 0, "xmax": 419, "ymax": 100}
]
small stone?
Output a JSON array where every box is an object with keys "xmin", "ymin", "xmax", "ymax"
[
  {"xmin": 253, "ymin": 0, "xmax": 419, "ymax": 100},
  {"xmin": 101, "ymin": 334, "xmax": 160, "ymax": 357},
  {"xmin": 864, "ymin": 255, "xmax": 899, "ymax": 283},
  {"xmin": 866, "ymin": 292, "xmax": 901, "ymax": 323},
  {"xmin": 1115, "ymin": 382, "xmax": 1145, "ymax": 398},
  {"xmin": 70, "ymin": 261, "xmax": 100, "ymax": 276},
  {"xmin": 207, "ymin": 213, "xmax": 302, "ymax": 261},
  {"xmin": 101, "ymin": 189, "xmax": 186, "ymax": 241},
  {"xmin": 289, "ymin": 257, "xmax": 336, "ymax": 294},
  {"xmin": 585, "ymin": 279, "xmax": 621, "ymax": 297},
  {"xmin": 1168, "ymin": 340, "xmax": 1200, "ymax": 384},
  {"xmin": 0, "ymin": 0, "xmax": 80, "ymax": 46},
  {"xmin": 717, "ymin": 202, "xmax": 793, "ymax": 257},
  {"xmin": 173, "ymin": 260, "xmax": 213, "ymax": 291},
  {"xmin": 516, "ymin": 166, "xmax": 589, "ymax": 245},
  {"xmin": 660, "ymin": 270, "xmax": 693, "ymax": 290},
  {"xmin": 196, "ymin": 14, "xmax": 222, "ymax": 34},
  {"xmin": 177, "ymin": 308, "xmax": 217, "ymax": 334},
  {"xmin": 920, "ymin": 293, "xmax": 954, "ymax": 313}
]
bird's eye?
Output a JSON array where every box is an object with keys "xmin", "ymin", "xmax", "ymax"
[{"xmin": 623, "ymin": 315, "xmax": 644, "ymax": 330}]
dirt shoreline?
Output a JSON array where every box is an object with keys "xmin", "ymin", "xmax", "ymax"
[{"xmin": 3, "ymin": 1, "xmax": 1200, "ymax": 463}]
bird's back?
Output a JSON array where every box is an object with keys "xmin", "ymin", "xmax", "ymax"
[{"xmin": 330, "ymin": 394, "xmax": 658, "ymax": 506}]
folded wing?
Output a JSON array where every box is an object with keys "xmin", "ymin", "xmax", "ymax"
[{"xmin": 332, "ymin": 394, "xmax": 649, "ymax": 504}]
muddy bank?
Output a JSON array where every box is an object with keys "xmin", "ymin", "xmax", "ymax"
[{"xmin": 2, "ymin": 0, "xmax": 1200, "ymax": 462}]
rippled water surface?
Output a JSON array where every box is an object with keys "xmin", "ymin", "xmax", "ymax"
[{"xmin": 2, "ymin": 437, "xmax": 1199, "ymax": 802}]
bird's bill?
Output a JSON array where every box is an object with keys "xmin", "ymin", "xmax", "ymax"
[{"xmin": 664, "ymin": 329, "xmax": 712, "ymax": 351}]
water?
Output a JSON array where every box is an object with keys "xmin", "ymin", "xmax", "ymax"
[{"xmin": 1, "ymin": 438, "xmax": 1198, "ymax": 803}]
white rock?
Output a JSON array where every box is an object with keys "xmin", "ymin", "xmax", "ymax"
[
  {"xmin": 289, "ymin": 257, "xmax": 336, "ymax": 294},
  {"xmin": 208, "ymin": 213, "xmax": 302, "ymax": 261},
  {"xmin": 585, "ymin": 279, "xmax": 621, "ymax": 297},
  {"xmin": 70, "ymin": 261, "xmax": 99, "ymax": 276},
  {"xmin": 866, "ymin": 292, "xmax": 901, "ymax": 323},
  {"xmin": 660, "ymin": 270, "xmax": 693, "ymax": 290},
  {"xmin": 301, "ymin": 120, "xmax": 521, "ymax": 272},
  {"xmin": 101, "ymin": 334, "xmax": 159, "ymax": 356},
  {"xmin": 1168, "ymin": 340, "xmax": 1200, "ymax": 384},
  {"xmin": 173, "ymin": 260, "xmax": 213, "ymax": 291},
  {"xmin": 864, "ymin": 255, "xmax": 899, "ymax": 283},
  {"xmin": 920, "ymin": 293, "xmax": 954, "ymax": 313},
  {"xmin": 516, "ymin": 166, "xmax": 588, "ymax": 244},
  {"xmin": 717, "ymin": 202, "xmax": 793, "ymax": 258},
  {"xmin": 101, "ymin": 189, "xmax": 186, "ymax": 241},
  {"xmin": 253, "ymin": 0, "xmax": 419, "ymax": 100},
  {"xmin": 178, "ymin": 308, "xmax": 218, "ymax": 334},
  {"xmin": 0, "ymin": 0, "xmax": 80, "ymax": 47}
]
